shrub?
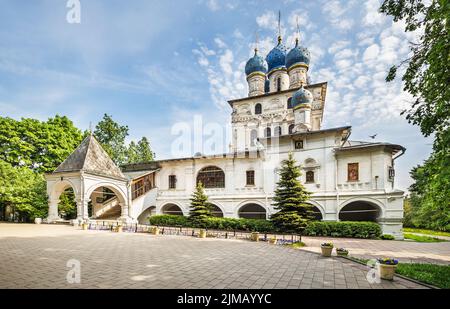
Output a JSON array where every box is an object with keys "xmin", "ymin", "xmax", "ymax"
[
  {"xmin": 381, "ymin": 234, "xmax": 395, "ymax": 240},
  {"xmin": 149, "ymin": 215, "xmax": 275, "ymax": 233},
  {"xmin": 149, "ymin": 215, "xmax": 189, "ymax": 227},
  {"xmin": 304, "ymin": 221, "xmax": 382, "ymax": 239}
]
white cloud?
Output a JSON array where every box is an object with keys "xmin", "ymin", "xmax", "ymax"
[
  {"xmin": 206, "ymin": 0, "xmax": 220, "ymax": 11},
  {"xmin": 214, "ymin": 37, "xmax": 227, "ymax": 48},
  {"xmin": 256, "ymin": 11, "xmax": 278, "ymax": 30},
  {"xmin": 363, "ymin": 44, "xmax": 380, "ymax": 62}
]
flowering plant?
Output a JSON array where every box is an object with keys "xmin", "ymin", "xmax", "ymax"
[
  {"xmin": 336, "ymin": 248, "xmax": 348, "ymax": 253},
  {"xmin": 377, "ymin": 258, "xmax": 398, "ymax": 265},
  {"xmin": 321, "ymin": 242, "xmax": 333, "ymax": 248}
]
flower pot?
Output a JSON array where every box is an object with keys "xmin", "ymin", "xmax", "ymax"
[
  {"xmin": 269, "ymin": 238, "xmax": 277, "ymax": 245},
  {"xmin": 151, "ymin": 227, "xmax": 160, "ymax": 235},
  {"xmin": 34, "ymin": 218, "xmax": 42, "ymax": 225},
  {"xmin": 82, "ymin": 223, "xmax": 88, "ymax": 230},
  {"xmin": 321, "ymin": 246, "xmax": 333, "ymax": 257},
  {"xmin": 378, "ymin": 264, "xmax": 397, "ymax": 280},
  {"xmin": 199, "ymin": 229, "xmax": 206, "ymax": 238},
  {"xmin": 116, "ymin": 226, "xmax": 123, "ymax": 233},
  {"xmin": 250, "ymin": 232, "xmax": 260, "ymax": 242}
]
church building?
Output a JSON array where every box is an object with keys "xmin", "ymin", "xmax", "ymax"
[{"xmin": 45, "ymin": 31, "xmax": 406, "ymax": 239}]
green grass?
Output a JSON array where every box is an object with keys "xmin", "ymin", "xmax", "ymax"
[
  {"xmin": 403, "ymin": 228, "xmax": 450, "ymax": 238},
  {"xmin": 348, "ymin": 256, "xmax": 450, "ymax": 288},
  {"xmin": 403, "ymin": 233, "xmax": 447, "ymax": 243},
  {"xmin": 396, "ymin": 263, "xmax": 450, "ymax": 289}
]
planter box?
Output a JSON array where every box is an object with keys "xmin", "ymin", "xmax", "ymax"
[
  {"xmin": 321, "ymin": 246, "xmax": 333, "ymax": 257},
  {"xmin": 378, "ymin": 264, "xmax": 397, "ymax": 280},
  {"xmin": 34, "ymin": 218, "xmax": 42, "ymax": 225},
  {"xmin": 199, "ymin": 229, "xmax": 206, "ymax": 238},
  {"xmin": 269, "ymin": 238, "xmax": 277, "ymax": 245},
  {"xmin": 250, "ymin": 232, "xmax": 260, "ymax": 242},
  {"xmin": 336, "ymin": 251, "xmax": 349, "ymax": 257},
  {"xmin": 151, "ymin": 227, "xmax": 160, "ymax": 235},
  {"xmin": 81, "ymin": 223, "xmax": 88, "ymax": 230}
]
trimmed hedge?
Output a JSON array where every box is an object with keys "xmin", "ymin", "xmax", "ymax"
[
  {"xmin": 304, "ymin": 221, "xmax": 382, "ymax": 239},
  {"xmin": 149, "ymin": 215, "xmax": 274, "ymax": 233},
  {"xmin": 149, "ymin": 215, "xmax": 383, "ymax": 238}
]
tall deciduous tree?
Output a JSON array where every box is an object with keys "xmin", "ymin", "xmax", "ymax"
[
  {"xmin": 94, "ymin": 114, "xmax": 129, "ymax": 165},
  {"xmin": 0, "ymin": 115, "xmax": 83, "ymax": 173},
  {"xmin": 137, "ymin": 137, "xmax": 155, "ymax": 162},
  {"xmin": 270, "ymin": 153, "xmax": 315, "ymax": 233},
  {"xmin": 126, "ymin": 141, "xmax": 139, "ymax": 164},
  {"xmin": 380, "ymin": 0, "xmax": 449, "ymax": 231},
  {"xmin": 0, "ymin": 160, "xmax": 48, "ymax": 221},
  {"xmin": 189, "ymin": 182, "xmax": 212, "ymax": 227}
]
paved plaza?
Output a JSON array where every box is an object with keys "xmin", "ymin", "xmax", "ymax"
[{"xmin": 0, "ymin": 224, "xmax": 432, "ymax": 289}]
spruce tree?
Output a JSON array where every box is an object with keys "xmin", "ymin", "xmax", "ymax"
[
  {"xmin": 189, "ymin": 182, "xmax": 212, "ymax": 227},
  {"xmin": 270, "ymin": 152, "xmax": 315, "ymax": 233}
]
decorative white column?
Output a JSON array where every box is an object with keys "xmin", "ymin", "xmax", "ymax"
[{"xmin": 47, "ymin": 198, "xmax": 60, "ymax": 222}]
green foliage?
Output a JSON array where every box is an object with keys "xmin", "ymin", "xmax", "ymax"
[
  {"xmin": 304, "ymin": 221, "xmax": 382, "ymax": 239},
  {"xmin": 137, "ymin": 137, "xmax": 155, "ymax": 162},
  {"xmin": 0, "ymin": 160, "xmax": 48, "ymax": 221},
  {"xmin": 403, "ymin": 227, "xmax": 450, "ymax": 237},
  {"xmin": 380, "ymin": 0, "xmax": 450, "ymax": 233},
  {"xmin": 189, "ymin": 183, "xmax": 212, "ymax": 227},
  {"xmin": 126, "ymin": 137, "xmax": 155, "ymax": 164},
  {"xmin": 403, "ymin": 233, "xmax": 446, "ymax": 243},
  {"xmin": 396, "ymin": 263, "xmax": 450, "ymax": 289},
  {"xmin": 148, "ymin": 215, "xmax": 275, "ymax": 233},
  {"xmin": 270, "ymin": 152, "xmax": 315, "ymax": 233},
  {"xmin": 94, "ymin": 114, "xmax": 129, "ymax": 165},
  {"xmin": 381, "ymin": 0, "xmax": 449, "ymax": 137},
  {"xmin": 0, "ymin": 115, "xmax": 83, "ymax": 173},
  {"xmin": 149, "ymin": 215, "xmax": 189, "ymax": 227},
  {"xmin": 381, "ymin": 234, "xmax": 396, "ymax": 240},
  {"xmin": 58, "ymin": 188, "xmax": 77, "ymax": 220}
]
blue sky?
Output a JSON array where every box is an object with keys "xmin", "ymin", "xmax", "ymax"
[{"xmin": 0, "ymin": 0, "xmax": 432, "ymax": 191}]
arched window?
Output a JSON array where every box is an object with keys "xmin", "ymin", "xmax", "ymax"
[
  {"xmin": 197, "ymin": 166, "xmax": 225, "ymax": 188},
  {"xmin": 250, "ymin": 129, "xmax": 258, "ymax": 146},
  {"xmin": 255, "ymin": 103, "xmax": 262, "ymax": 115},
  {"xmin": 277, "ymin": 77, "xmax": 281, "ymax": 92},
  {"xmin": 287, "ymin": 97, "xmax": 293, "ymax": 109},
  {"xmin": 306, "ymin": 171, "xmax": 315, "ymax": 183},
  {"xmin": 288, "ymin": 124, "xmax": 295, "ymax": 134},
  {"xmin": 275, "ymin": 126, "xmax": 282, "ymax": 136},
  {"xmin": 162, "ymin": 204, "xmax": 184, "ymax": 216},
  {"xmin": 265, "ymin": 127, "xmax": 271, "ymax": 138}
]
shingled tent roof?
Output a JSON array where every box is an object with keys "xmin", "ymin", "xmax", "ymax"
[{"xmin": 52, "ymin": 134, "xmax": 126, "ymax": 180}]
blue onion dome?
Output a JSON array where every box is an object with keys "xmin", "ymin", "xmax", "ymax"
[
  {"xmin": 286, "ymin": 38, "xmax": 311, "ymax": 70},
  {"xmin": 265, "ymin": 36, "xmax": 288, "ymax": 73},
  {"xmin": 245, "ymin": 48, "xmax": 268, "ymax": 76},
  {"xmin": 292, "ymin": 85, "xmax": 313, "ymax": 108},
  {"xmin": 264, "ymin": 79, "xmax": 270, "ymax": 93}
]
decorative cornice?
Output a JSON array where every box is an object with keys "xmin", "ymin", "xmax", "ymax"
[{"xmin": 287, "ymin": 62, "xmax": 309, "ymax": 72}]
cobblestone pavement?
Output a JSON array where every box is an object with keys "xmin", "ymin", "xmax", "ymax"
[
  {"xmin": 0, "ymin": 224, "xmax": 427, "ymax": 289},
  {"xmin": 300, "ymin": 236, "xmax": 450, "ymax": 265}
]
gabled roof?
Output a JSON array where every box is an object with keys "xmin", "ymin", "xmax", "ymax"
[
  {"xmin": 336, "ymin": 142, "xmax": 406, "ymax": 156},
  {"xmin": 52, "ymin": 135, "xmax": 126, "ymax": 180}
]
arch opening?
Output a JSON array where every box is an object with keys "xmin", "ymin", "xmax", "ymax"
[
  {"xmin": 238, "ymin": 203, "xmax": 267, "ymax": 220},
  {"xmin": 209, "ymin": 204, "xmax": 224, "ymax": 218},
  {"xmin": 339, "ymin": 201, "xmax": 381, "ymax": 222},
  {"xmin": 89, "ymin": 186, "xmax": 125, "ymax": 220},
  {"xmin": 137, "ymin": 206, "xmax": 156, "ymax": 224},
  {"xmin": 162, "ymin": 203, "xmax": 184, "ymax": 216}
]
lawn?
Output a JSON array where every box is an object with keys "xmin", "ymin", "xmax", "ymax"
[
  {"xmin": 403, "ymin": 233, "xmax": 447, "ymax": 243},
  {"xmin": 348, "ymin": 257, "xmax": 450, "ymax": 289},
  {"xmin": 396, "ymin": 263, "xmax": 450, "ymax": 289},
  {"xmin": 403, "ymin": 228, "xmax": 450, "ymax": 238}
]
